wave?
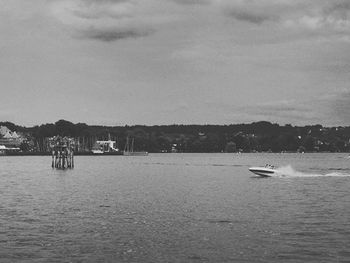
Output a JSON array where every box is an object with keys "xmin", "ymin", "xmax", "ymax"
[{"xmin": 275, "ymin": 165, "xmax": 350, "ymax": 178}]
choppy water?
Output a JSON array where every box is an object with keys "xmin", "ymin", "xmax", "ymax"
[{"xmin": 0, "ymin": 153, "xmax": 349, "ymax": 262}]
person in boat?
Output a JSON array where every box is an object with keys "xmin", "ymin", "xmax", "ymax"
[{"xmin": 265, "ymin": 164, "xmax": 275, "ymax": 169}]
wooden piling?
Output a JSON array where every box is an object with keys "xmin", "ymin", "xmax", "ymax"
[{"xmin": 49, "ymin": 136, "xmax": 75, "ymax": 169}]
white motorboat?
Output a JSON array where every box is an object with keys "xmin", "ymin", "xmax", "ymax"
[
  {"xmin": 91, "ymin": 139, "xmax": 121, "ymax": 154},
  {"xmin": 249, "ymin": 164, "xmax": 277, "ymax": 177},
  {"xmin": 91, "ymin": 149, "xmax": 104, "ymax": 154}
]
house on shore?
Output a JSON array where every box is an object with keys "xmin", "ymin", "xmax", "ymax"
[{"xmin": 0, "ymin": 126, "xmax": 23, "ymax": 152}]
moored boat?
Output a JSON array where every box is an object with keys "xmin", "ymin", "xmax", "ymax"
[
  {"xmin": 123, "ymin": 137, "xmax": 148, "ymax": 156},
  {"xmin": 91, "ymin": 139, "xmax": 122, "ymax": 155}
]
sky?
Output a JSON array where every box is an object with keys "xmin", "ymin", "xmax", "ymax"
[{"xmin": 1, "ymin": 0, "xmax": 350, "ymax": 127}]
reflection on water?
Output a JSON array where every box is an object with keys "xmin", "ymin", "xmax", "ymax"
[{"xmin": 0, "ymin": 153, "xmax": 349, "ymax": 262}]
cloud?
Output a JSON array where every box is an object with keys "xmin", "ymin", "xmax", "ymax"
[
  {"xmin": 218, "ymin": 0, "xmax": 302, "ymax": 24},
  {"xmin": 241, "ymin": 100, "xmax": 321, "ymax": 124},
  {"xmin": 207, "ymin": 96, "xmax": 339, "ymax": 125},
  {"xmin": 78, "ymin": 27, "xmax": 153, "ymax": 41},
  {"xmin": 227, "ymin": 10, "xmax": 277, "ymax": 24},
  {"xmin": 282, "ymin": 1, "xmax": 350, "ymax": 34},
  {"xmin": 48, "ymin": 0, "xmax": 350, "ymax": 43},
  {"xmin": 49, "ymin": 0, "xmax": 176, "ymax": 41},
  {"xmin": 244, "ymin": 89, "xmax": 350, "ymax": 126},
  {"xmin": 321, "ymin": 0, "xmax": 350, "ymax": 29},
  {"xmin": 171, "ymin": 0, "xmax": 210, "ymax": 5},
  {"xmin": 217, "ymin": 0, "xmax": 350, "ymax": 36}
]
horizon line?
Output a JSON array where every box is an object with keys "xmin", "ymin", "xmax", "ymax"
[{"xmin": 0, "ymin": 119, "xmax": 348, "ymax": 129}]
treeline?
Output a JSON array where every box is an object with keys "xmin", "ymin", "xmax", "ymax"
[{"xmin": 2, "ymin": 120, "xmax": 350, "ymax": 153}]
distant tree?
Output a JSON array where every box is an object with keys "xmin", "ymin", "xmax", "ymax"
[
  {"xmin": 55, "ymin": 120, "xmax": 77, "ymax": 136},
  {"xmin": 297, "ymin": 146, "xmax": 306, "ymax": 153},
  {"xmin": 302, "ymin": 136, "xmax": 315, "ymax": 152},
  {"xmin": 4, "ymin": 119, "xmax": 350, "ymax": 153},
  {"xmin": 205, "ymin": 133, "xmax": 221, "ymax": 152},
  {"xmin": 233, "ymin": 133, "xmax": 247, "ymax": 151},
  {"xmin": 19, "ymin": 141, "xmax": 31, "ymax": 152},
  {"xmin": 225, "ymin": 141, "xmax": 237, "ymax": 153},
  {"xmin": 276, "ymin": 134, "xmax": 298, "ymax": 152}
]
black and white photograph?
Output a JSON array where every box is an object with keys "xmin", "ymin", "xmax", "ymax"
[{"xmin": 1, "ymin": 0, "xmax": 350, "ymax": 262}]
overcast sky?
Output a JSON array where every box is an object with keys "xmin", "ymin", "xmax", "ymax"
[{"xmin": 1, "ymin": 0, "xmax": 350, "ymax": 127}]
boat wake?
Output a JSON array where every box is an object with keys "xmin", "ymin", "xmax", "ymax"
[{"xmin": 275, "ymin": 165, "xmax": 350, "ymax": 178}]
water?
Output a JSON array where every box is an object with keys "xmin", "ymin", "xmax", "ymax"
[{"xmin": 0, "ymin": 153, "xmax": 349, "ymax": 262}]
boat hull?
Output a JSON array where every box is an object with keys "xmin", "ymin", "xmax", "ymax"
[
  {"xmin": 123, "ymin": 151, "xmax": 148, "ymax": 156},
  {"xmin": 249, "ymin": 167, "xmax": 276, "ymax": 177}
]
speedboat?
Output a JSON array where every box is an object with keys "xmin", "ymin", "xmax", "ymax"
[{"xmin": 249, "ymin": 164, "xmax": 277, "ymax": 177}]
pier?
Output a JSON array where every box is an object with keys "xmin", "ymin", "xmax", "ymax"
[{"xmin": 50, "ymin": 136, "xmax": 74, "ymax": 169}]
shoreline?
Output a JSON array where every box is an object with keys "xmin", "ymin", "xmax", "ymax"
[{"xmin": 1, "ymin": 151, "xmax": 124, "ymax": 156}]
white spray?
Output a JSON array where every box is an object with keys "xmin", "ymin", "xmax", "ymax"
[{"xmin": 275, "ymin": 165, "xmax": 350, "ymax": 178}]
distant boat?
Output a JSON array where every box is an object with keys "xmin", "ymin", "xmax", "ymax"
[
  {"xmin": 123, "ymin": 137, "xmax": 148, "ymax": 156},
  {"xmin": 91, "ymin": 149, "xmax": 104, "ymax": 154},
  {"xmin": 0, "ymin": 145, "xmax": 21, "ymax": 155},
  {"xmin": 92, "ymin": 139, "xmax": 122, "ymax": 155},
  {"xmin": 249, "ymin": 164, "xmax": 277, "ymax": 177},
  {"xmin": 0, "ymin": 145, "xmax": 6, "ymax": 155}
]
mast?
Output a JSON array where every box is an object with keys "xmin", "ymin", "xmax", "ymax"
[{"xmin": 125, "ymin": 136, "xmax": 130, "ymax": 152}]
